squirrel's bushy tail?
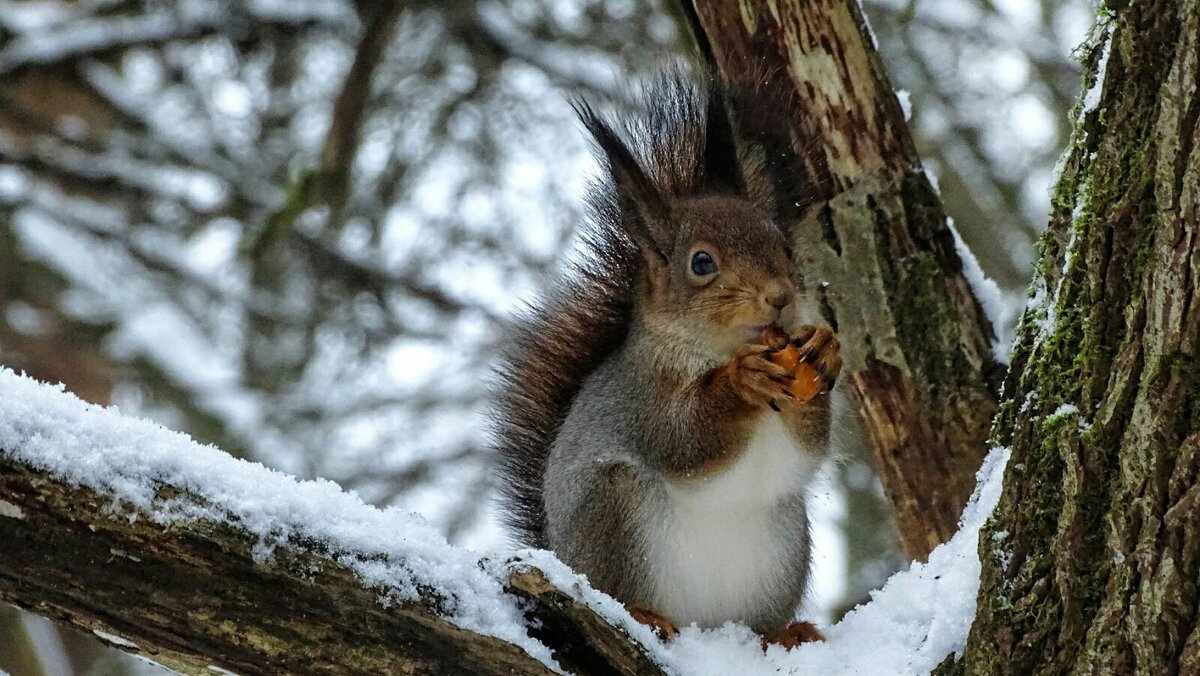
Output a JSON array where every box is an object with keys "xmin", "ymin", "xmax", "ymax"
[
  {"xmin": 492, "ymin": 228, "xmax": 636, "ymax": 548},
  {"xmin": 491, "ymin": 63, "xmax": 803, "ymax": 547}
]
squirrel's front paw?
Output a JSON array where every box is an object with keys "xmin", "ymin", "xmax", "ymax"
[
  {"xmin": 727, "ymin": 344, "xmax": 797, "ymax": 409},
  {"xmin": 790, "ymin": 325, "xmax": 842, "ymax": 392}
]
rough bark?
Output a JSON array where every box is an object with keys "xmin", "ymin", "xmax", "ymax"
[
  {"xmin": 0, "ymin": 455, "xmax": 663, "ymax": 675},
  {"xmin": 957, "ymin": 0, "xmax": 1200, "ymax": 672},
  {"xmin": 685, "ymin": 0, "xmax": 1003, "ymax": 560}
]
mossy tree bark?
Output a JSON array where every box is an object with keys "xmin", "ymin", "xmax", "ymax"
[
  {"xmin": 957, "ymin": 0, "xmax": 1200, "ymax": 672},
  {"xmin": 685, "ymin": 0, "xmax": 1004, "ymax": 560}
]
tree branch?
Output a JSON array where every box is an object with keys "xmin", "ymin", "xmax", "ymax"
[
  {"xmin": 319, "ymin": 1, "xmax": 407, "ymax": 206},
  {"xmin": 0, "ymin": 382, "xmax": 663, "ymax": 675},
  {"xmin": 251, "ymin": 1, "xmax": 406, "ymax": 254}
]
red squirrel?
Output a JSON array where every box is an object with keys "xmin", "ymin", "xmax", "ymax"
[{"xmin": 493, "ymin": 65, "xmax": 841, "ymax": 649}]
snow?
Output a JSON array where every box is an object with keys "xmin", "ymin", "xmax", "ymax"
[
  {"xmin": 1079, "ymin": 32, "xmax": 1112, "ymax": 117},
  {"xmin": 1047, "ymin": 402, "xmax": 1092, "ymax": 431},
  {"xmin": 93, "ymin": 630, "xmax": 141, "ymax": 650},
  {"xmin": 753, "ymin": 446, "xmax": 1011, "ymax": 675},
  {"xmin": 858, "ymin": 0, "xmax": 879, "ymax": 48},
  {"xmin": 1027, "ymin": 220, "xmax": 1080, "ymax": 350},
  {"xmin": 1048, "ymin": 403, "xmax": 1079, "ymax": 418},
  {"xmin": 0, "ymin": 368, "xmax": 1010, "ymax": 674},
  {"xmin": 949, "ymin": 221, "xmax": 1017, "ymax": 363},
  {"xmin": 897, "ymin": 90, "xmax": 912, "ymax": 121}
]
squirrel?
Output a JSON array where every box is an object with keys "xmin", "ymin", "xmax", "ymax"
[{"xmin": 492, "ymin": 65, "xmax": 842, "ymax": 649}]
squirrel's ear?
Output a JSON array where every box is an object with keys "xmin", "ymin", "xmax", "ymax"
[
  {"xmin": 574, "ymin": 101, "xmax": 670, "ymax": 261},
  {"xmin": 701, "ymin": 85, "xmax": 747, "ymax": 196}
]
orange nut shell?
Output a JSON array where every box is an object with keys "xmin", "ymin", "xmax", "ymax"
[{"xmin": 766, "ymin": 345, "xmax": 823, "ymax": 404}]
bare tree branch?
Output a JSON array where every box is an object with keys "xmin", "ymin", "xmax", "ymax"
[{"xmin": 253, "ymin": 1, "xmax": 406, "ymax": 253}]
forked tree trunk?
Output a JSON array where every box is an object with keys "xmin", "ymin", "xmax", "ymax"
[
  {"xmin": 956, "ymin": 0, "xmax": 1200, "ymax": 672},
  {"xmin": 685, "ymin": 0, "xmax": 1003, "ymax": 560}
]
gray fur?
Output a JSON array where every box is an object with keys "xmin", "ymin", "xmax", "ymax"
[{"xmin": 544, "ymin": 319, "xmax": 827, "ymax": 633}]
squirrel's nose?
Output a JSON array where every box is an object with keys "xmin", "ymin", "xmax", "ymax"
[{"xmin": 763, "ymin": 285, "xmax": 795, "ymax": 311}]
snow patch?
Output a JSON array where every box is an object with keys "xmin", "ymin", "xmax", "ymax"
[
  {"xmin": 0, "ymin": 368, "xmax": 558, "ymax": 670},
  {"xmin": 1027, "ymin": 222, "xmax": 1080, "ymax": 351},
  {"xmin": 949, "ymin": 221, "xmax": 1017, "ymax": 363},
  {"xmin": 1048, "ymin": 403, "xmax": 1079, "ymax": 419},
  {"xmin": 896, "ymin": 90, "xmax": 912, "ymax": 121},
  {"xmin": 857, "ymin": 0, "xmax": 879, "ymax": 48},
  {"xmin": 1047, "ymin": 402, "xmax": 1092, "ymax": 432},
  {"xmin": 1080, "ymin": 32, "xmax": 1112, "ymax": 117},
  {"xmin": 93, "ymin": 629, "xmax": 140, "ymax": 650}
]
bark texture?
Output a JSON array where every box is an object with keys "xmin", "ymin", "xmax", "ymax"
[
  {"xmin": 958, "ymin": 0, "xmax": 1200, "ymax": 672},
  {"xmin": 0, "ymin": 455, "xmax": 663, "ymax": 676},
  {"xmin": 686, "ymin": 0, "xmax": 1004, "ymax": 559}
]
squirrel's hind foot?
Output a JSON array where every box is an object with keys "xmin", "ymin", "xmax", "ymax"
[
  {"xmin": 626, "ymin": 604, "xmax": 680, "ymax": 641},
  {"xmin": 761, "ymin": 621, "xmax": 826, "ymax": 651}
]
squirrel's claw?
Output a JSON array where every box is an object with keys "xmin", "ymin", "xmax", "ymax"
[{"xmin": 792, "ymin": 325, "xmax": 842, "ymax": 392}]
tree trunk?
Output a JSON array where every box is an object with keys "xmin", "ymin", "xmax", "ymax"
[
  {"xmin": 958, "ymin": 0, "xmax": 1200, "ymax": 672},
  {"xmin": 685, "ymin": 0, "xmax": 1004, "ymax": 560},
  {"xmin": 0, "ymin": 454, "xmax": 663, "ymax": 676}
]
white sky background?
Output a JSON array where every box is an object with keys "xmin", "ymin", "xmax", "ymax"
[{"xmin": 1, "ymin": 0, "xmax": 1093, "ymax": 641}]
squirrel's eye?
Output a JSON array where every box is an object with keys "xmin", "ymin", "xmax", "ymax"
[{"xmin": 690, "ymin": 251, "xmax": 718, "ymax": 276}]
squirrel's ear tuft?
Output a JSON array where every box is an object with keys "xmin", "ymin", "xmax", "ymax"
[
  {"xmin": 701, "ymin": 84, "xmax": 746, "ymax": 196},
  {"xmin": 573, "ymin": 99, "xmax": 670, "ymax": 259}
]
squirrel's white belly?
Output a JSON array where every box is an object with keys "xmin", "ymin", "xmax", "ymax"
[{"xmin": 645, "ymin": 414, "xmax": 818, "ymax": 628}]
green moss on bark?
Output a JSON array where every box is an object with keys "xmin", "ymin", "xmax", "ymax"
[{"xmin": 959, "ymin": 0, "xmax": 1200, "ymax": 672}]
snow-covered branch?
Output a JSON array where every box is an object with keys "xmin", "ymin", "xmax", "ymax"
[
  {"xmin": 0, "ymin": 368, "xmax": 1009, "ymax": 675},
  {"xmin": 0, "ymin": 368, "xmax": 661, "ymax": 675}
]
